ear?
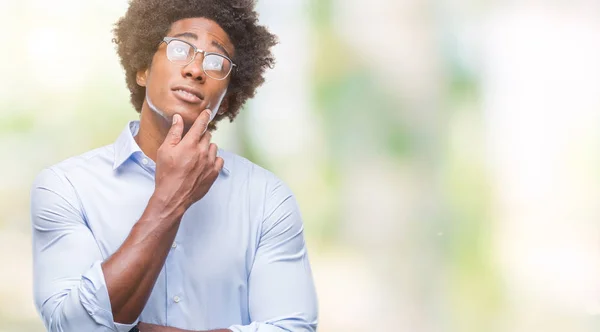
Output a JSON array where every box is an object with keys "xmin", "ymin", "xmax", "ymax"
[{"xmin": 136, "ymin": 68, "xmax": 149, "ymax": 87}]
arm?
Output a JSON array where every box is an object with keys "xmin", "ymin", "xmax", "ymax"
[
  {"xmin": 227, "ymin": 178, "xmax": 318, "ymax": 332},
  {"xmin": 32, "ymin": 176, "xmax": 184, "ymax": 331},
  {"xmin": 100, "ymin": 189, "xmax": 184, "ymax": 324},
  {"xmin": 32, "ymin": 112, "xmax": 222, "ymax": 331},
  {"xmin": 32, "ymin": 167, "xmax": 138, "ymax": 332},
  {"xmin": 105, "ymin": 112, "xmax": 221, "ymax": 323},
  {"xmin": 137, "ymin": 323, "xmax": 230, "ymax": 332}
]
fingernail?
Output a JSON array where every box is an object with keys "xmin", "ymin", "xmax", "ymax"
[
  {"xmin": 204, "ymin": 109, "xmax": 212, "ymax": 118},
  {"xmin": 172, "ymin": 114, "xmax": 178, "ymax": 124}
]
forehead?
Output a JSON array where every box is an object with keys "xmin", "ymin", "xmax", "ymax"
[{"xmin": 167, "ymin": 17, "xmax": 234, "ymax": 54}]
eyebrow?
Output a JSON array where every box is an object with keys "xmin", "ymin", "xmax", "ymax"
[{"xmin": 171, "ymin": 32, "xmax": 232, "ymax": 59}]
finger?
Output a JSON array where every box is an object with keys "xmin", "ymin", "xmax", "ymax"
[
  {"xmin": 165, "ymin": 114, "xmax": 183, "ymax": 146},
  {"xmin": 198, "ymin": 130, "xmax": 212, "ymax": 151},
  {"xmin": 214, "ymin": 156, "xmax": 224, "ymax": 172},
  {"xmin": 185, "ymin": 109, "xmax": 212, "ymax": 142},
  {"xmin": 207, "ymin": 143, "xmax": 218, "ymax": 165}
]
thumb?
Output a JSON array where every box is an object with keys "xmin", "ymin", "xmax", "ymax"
[{"xmin": 166, "ymin": 114, "xmax": 183, "ymax": 146}]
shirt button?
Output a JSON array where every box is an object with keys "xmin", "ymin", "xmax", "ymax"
[
  {"xmin": 173, "ymin": 296, "xmax": 181, "ymax": 303},
  {"xmin": 142, "ymin": 158, "xmax": 149, "ymax": 165},
  {"xmin": 172, "ymin": 242, "xmax": 178, "ymax": 249}
]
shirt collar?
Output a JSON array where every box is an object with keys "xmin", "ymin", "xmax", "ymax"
[
  {"xmin": 112, "ymin": 120, "xmax": 230, "ymax": 175},
  {"xmin": 113, "ymin": 121, "xmax": 142, "ymax": 170}
]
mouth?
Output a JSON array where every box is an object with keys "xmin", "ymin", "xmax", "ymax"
[{"xmin": 172, "ymin": 85, "xmax": 204, "ymax": 104}]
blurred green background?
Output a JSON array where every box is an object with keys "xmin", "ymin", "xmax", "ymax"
[{"xmin": 2, "ymin": 0, "xmax": 600, "ymax": 331}]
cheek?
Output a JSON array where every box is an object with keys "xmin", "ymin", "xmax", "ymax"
[
  {"xmin": 208, "ymin": 85, "xmax": 227, "ymax": 102},
  {"xmin": 147, "ymin": 69, "xmax": 175, "ymax": 97},
  {"xmin": 211, "ymin": 79, "xmax": 230, "ymax": 97},
  {"xmin": 147, "ymin": 57, "xmax": 176, "ymax": 86},
  {"xmin": 206, "ymin": 85, "xmax": 229, "ymax": 111}
]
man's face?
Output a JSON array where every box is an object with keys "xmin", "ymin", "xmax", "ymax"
[{"xmin": 137, "ymin": 17, "xmax": 235, "ymax": 129}]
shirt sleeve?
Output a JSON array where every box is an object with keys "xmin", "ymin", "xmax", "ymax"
[
  {"xmin": 31, "ymin": 168, "xmax": 138, "ymax": 332},
  {"xmin": 228, "ymin": 178, "xmax": 318, "ymax": 332}
]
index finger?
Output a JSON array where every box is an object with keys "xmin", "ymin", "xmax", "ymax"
[{"xmin": 184, "ymin": 109, "xmax": 212, "ymax": 142}]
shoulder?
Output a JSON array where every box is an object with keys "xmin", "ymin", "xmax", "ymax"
[
  {"xmin": 218, "ymin": 148, "xmax": 291, "ymax": 196},
  {"xmin": 217, "ymin": 150, "xmax": 299, "ymax": 226},
  {"xmin": 32, "ymin": 144, "xmax": 115, "ymax": 191}
]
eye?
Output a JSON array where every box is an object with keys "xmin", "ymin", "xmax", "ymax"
[
  {"xmin": 204, "ymin": 55, "xmax": 224, "ymax": 71},
  {"xmin": 173, "ymin": 47, "xmax": 187, "ymax": 55},
  {"xmin": 167, "ymin": 41, "xmax": 191, "ymax": 61}
]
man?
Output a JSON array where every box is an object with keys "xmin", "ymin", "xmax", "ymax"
[{"xmin": 30, "ymin": 1, "xmax": 318, "ymax": 331}]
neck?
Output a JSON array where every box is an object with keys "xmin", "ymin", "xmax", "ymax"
[{"xmin": 135, "ymin": 103, "xmax": 171, "ymax": 162}]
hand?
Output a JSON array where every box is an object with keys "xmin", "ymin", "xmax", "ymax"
[
  {"xmin": 137, "ymin": 322, "xmax": 180, "ymax": 332},
  {"xmin": 138, "ymin": 322, "xmax": 231, "ymax": 332},
  {"xmin": 153, "ymin": 109, "xmax": 224, "ymax": 211}
]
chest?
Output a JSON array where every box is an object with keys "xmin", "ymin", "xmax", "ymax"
[{"xmin": 78, "ymin": 172, "xmax": 260, "ymax": 277}]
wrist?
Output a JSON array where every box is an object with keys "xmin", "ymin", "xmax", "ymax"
[{"xmin": 147, "ymin": 191, "xmax": 188, "ymax": 221}]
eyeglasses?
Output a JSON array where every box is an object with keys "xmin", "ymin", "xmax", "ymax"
[{"xmin": 160, "ymin": 37, "xmax": 237, "ymax": 80}]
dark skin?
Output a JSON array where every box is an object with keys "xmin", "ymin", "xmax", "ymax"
[{"xmin": 100, "ymin": 18, "xmax": 235, "ymax": 332}]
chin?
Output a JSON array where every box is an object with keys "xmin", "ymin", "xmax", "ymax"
[
  {"xmin": 171, "ymin": 102, "xmax": 205, "ymax": 118},
  {"xmin": 177, "ymin": 109, "xmax": 204, "ymax": 129}
]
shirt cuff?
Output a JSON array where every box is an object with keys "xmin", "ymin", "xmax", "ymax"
[
  {"xmin": 228, "ymin": 322, "xmax": 255, "ymax": 332},
  {"xmin": 228, "ymin": 322, "xmax": 286, "ymax": 332},
  {"xmin": 80, "ymin": 260, "xmax": 139, "ymax": 331},
  {"xmin": 116, "ymin": 322, "xmax": 139, "ymax": 332}
]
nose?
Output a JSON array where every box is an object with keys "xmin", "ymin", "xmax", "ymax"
[{"xmin": 182, "ymin": 54, "xmax": 205, "ymax": 82}]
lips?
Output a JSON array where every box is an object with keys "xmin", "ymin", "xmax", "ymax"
[{"xmin": 172, "ymin": 85, "xmax": 204, "ymax": 104}]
